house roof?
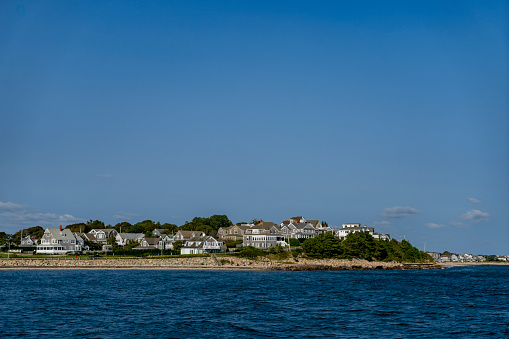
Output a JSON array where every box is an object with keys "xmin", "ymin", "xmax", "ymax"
[
  {"xmin": 81, "ymin": 233, "xmax": 96, "ymax": 241},
  {"xmin": 293, "ymin": 223, "xmax": 314, "ymax": 230},
  {"xmin": 257, "ymin": 222, "xmax": 279, "ymax": 230},
  {"xmin": 338, "ymin": 227, "xmax": 374, "ymax": 232},
  {"xmin": 177, "ymin": 230, "xmax": 205, "ymax": 238},
  {"xmin": 118, "ymin": 233, "xmax": 144, "ymax": 240},
  {"xmin": 141, "ymin": 238, "xmax": 160, "ymax": 245}
]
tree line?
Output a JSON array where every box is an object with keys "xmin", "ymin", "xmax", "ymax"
[{"xmin": 301, "ymin": 232, "xmax": 431, "ymax": 262}]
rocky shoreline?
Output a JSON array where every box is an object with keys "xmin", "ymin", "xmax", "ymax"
[{"xmin": 0, "ymin": 256, "xmax": 441, "ymax": 270}]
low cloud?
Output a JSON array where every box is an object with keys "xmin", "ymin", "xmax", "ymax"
[
  {"xmin": 373, "ymin": 221, "xmax": 391, "ymax": 227},
  {"xmin": 1, "ymin": 211, "xmax": 85, "ymax": 226},
  {"xmin": 0, "ymin": 201, "xmax": 25, "ymax": 210},
  {"xmin": 381, "ymin": 206, "xmax": 420, "ymax": 219},
  {"xmin": 461, "ymin": 209, "xmax": 490, "ymax": 222},
  {"xmin": 425, "ymin": 222, "xmax": 446, "ymax": 229},
  {"xmin": 0, "ymin": 201, "xmax": 85, "ymax": 232},
  {"xmin": 467, "ymin": 197, "xmax": 481, "ymax": 204},
  {"xmin": 96, "ymin": 173, "xmax": 114, "ymax": 179}
]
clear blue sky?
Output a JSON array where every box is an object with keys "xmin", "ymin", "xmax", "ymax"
[{"xmin": 1, "ymin": 0, "xmax": 508, "ymax": 255}]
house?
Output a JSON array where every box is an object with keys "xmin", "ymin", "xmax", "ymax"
[
  {"xmin": 180, "ymin": 236, "xmax": 224, "ymax": 255},
  {"xmin": 36, "ymin": 226, "xmax": 83, "ymax": 254},
  {"xmin": 174, "ymin": 230, "xmax": 206, "ymax": 241},
  {"xmin": 243, "ymin": 223, "xmax": 287, "ymax": 249},
  {"xmin": 336, "ymin": 224, "xmax": 375, "ymax": 241},
  {"xmin": 20, "ymin": 235, "xmax": 38, "ymax": 248},
  {"xmin": 115, "ymin": 233, "xmax": 144, "ymax": 246},
  {"xmin": 217, "ymin": 225, "xmax": 252, "ymax": 241},
  {"xmin": 157, "ymin": 235, "xmax": 175, "ymax": 250},
  {"xmin": 88, "ymin": 229, "xmax": 118, "ymax": 244},
  {"xmin": 134, "ymin": 238, "xmax": 160, "ymax": 250}
]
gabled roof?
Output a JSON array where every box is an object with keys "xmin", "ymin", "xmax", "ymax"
[
  {"xmin": 257, "ymin": 222, "xmax": 279, "ymax": 230},
  {"xmin": 141, "ymin": 238, "xmax": 160, "ymax": 245},
  {"xmin": 177, "ymin": 230, "xmax": 206, "ymax": 238},
  {"xmin": 307, "ymin": 220, "xmax": 320, "ymax": 226},
  {"xmin": 118, "ymin": 233, "xmax": 144, "ymax": 240},
  {"xmin": 81, "ymin": 233, "xmax": 96, "ymax": 241},
  {"xmin": 43, "ymin": 228, "xmax": 78, "ymax": 241},
  {"xmin": 293, "ymin": 223, "xmax": 315, "ymax": 230}
]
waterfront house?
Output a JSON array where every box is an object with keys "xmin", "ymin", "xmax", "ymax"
[
  {"xmin": 174, "ymin": 230, "xmax": 206, "ymax": 241},
  {"xmin": 36, "ymin": 227, "xmax": 83, "ymax": 254},
  {"xmin": 336, "ymin": 223, "xmax": 389, "ymax": 241},
  {"xmin": 217, "ymin": 225, "xmax": 252, "ymax": 241},
  {"xmin": 20, "ymin": 235, "xmax": 38, "ymax": 249},
  {"xmin": 180, "ymin": 236, "xmax": 224, "ymax": 254},
  {"xmin": 134, "ymin": 238, "xmax": 160, "ymax": 250},
  {"xmin": 89, "ymin": 229, "xmax": 118, "ymax": 245},
  {"xmin": 115, "ymin": 233, "xmax": 144, "ymax": 246},
  {"xmin": 243, "ymin": 222, "xmax": 287, "ymax": 249}
]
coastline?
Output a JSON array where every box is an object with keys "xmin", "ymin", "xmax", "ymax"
[{"xmin": 0, "ymin": 256, "xmax": 442, "ymax": 271}]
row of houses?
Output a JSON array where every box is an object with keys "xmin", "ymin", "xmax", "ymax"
[
  {"xmin": 21, "ymin": 216, "xmax": 390, "ymax": 255},
  {"xmin": 217, "ymin": 217, "xmax": 390, "ymax": 249},
  {"xmin": 28, "ymin": 226, "xmax": 224, "ymax": 255},
  {"xmin": 427, "ymin": 252, "xmax": 509, "ymax": 262}
]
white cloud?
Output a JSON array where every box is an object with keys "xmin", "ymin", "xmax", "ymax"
[
  {"xmin": 0, "ymin": 201, "xmax": 25, "ymax": 210},
  {"xmin": 1, "ymin": 211, "xmax": 85, "ymax": 226},
  {"xmin": 373, "ymin": 221, "xmax": 391, "ymax": 227},
  {"xmin": 467, "ymin": 197, "xmax": 481, "ymax": 204},
  {"xmin": 381, "ymin": 206, "xmax": 420, "ymax": 219},
  {"xmin": 96, "ymin": 173, "xmax": 114, "ymax": 179},
  {"xmin": 425, "ymin": 222, "xmax": 446, "ymax": 229},
  {"xmin": 461, "ymin": 209, "xmax": 490, "ymax": 222},
  {"xmin": 0, "ymin": 201, "xmax": 85, "ymax": 232}
]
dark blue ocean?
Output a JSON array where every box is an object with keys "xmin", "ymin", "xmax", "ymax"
[{"xmin": 1, "ymin": 266, "xmax": 508, "ymax": 338}]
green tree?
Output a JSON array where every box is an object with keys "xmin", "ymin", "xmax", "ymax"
[
  {"xmin": 65, "ymin": 223, "xmax": 89, "ymax": 233},
  {"xmin": 12, "ymin": 226, "xmax": 45, "ymax": 244},
  {"xmin": 87, "ymin": 220, "xmax": 105, "ymax": 229},
  {"xmin": 289, "ymin": 238, "xmax": 301, "ymax": 247},
  {"xmin": 302, "ymin": 232, "xmax": 342, "ymax": 259},
  {"xmin": 172, "ymin": 240, "xmax": 184, "ymax": 253},
  {"xmin": 341, "ymin": 232, "xmax": 376, "ymax": 260},
  {"xmin": 114, "ymin": 222, "xmax": 133, "ymax": 233}
]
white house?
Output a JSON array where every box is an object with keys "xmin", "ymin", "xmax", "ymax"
[
  {"xmin": 180, "ymin": 236, "xmax": 224, "ymax": 254},
  {"xmin": 336, "ymin": 223, "xmax": 390, "ymax": 241},
  {"xmin": 36, "ymin": 227, "xmax": 83, "ymax": 254}
]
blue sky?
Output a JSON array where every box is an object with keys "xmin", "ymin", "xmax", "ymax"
[{"xmin": 1, "ymin": 1, "xmax": 508, "ymax": 254}]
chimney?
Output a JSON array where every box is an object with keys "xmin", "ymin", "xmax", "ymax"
[{"xmin": 59, "ymin": 225, "xmax": 62, "ymax": 231}]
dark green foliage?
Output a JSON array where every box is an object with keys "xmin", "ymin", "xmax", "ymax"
[
  {"xmin": 238, "ymin": 246, "xmax": 265, "ymax": 259},
  {"xmin": 301, "ymin": 232, "xmax": 433, "ymax": 262},
  {"xmin": 225, "ymin": 240, "xmax": 243, "ymax": 248},
  {"xmin": 289, "ymin": 238, "xmax": 301, "ymax": 247},
  {"xmin": 179, "ymin": 215, "xmax": 232, "ymax": 237},
  {"xmin": 12, "ymin": 226, "xmax": 45, "ymax": 244},
  {"xmin": 65, "ymin": 223, "xmax": 89, "ymax": 233},
  {"xmin": 87, "ymin": 220, "xmax": 105, "ymax": 229},
  {"xmin": 114, "ymin": 222, "xmax": 133, "ymax": 233},
  {"xmin": 302, "ymin": 232, "xmax": 343, "ymax": 259},
  {"xmin": 172, "ymin": 240, "xmax": 184, "ymax": 253},
  {"xmin": 341, "ymin": 232, "xmax": 377, "ymax": 260}
]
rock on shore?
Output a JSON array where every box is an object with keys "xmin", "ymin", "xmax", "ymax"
[{"xmin": 0, "ymin": 256, "xmax": 439, "ymax": 270}]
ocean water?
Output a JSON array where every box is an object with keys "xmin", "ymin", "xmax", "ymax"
[{"xmin": 0, "ymin": 266, "xmax": 508, "ymax": 338}]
